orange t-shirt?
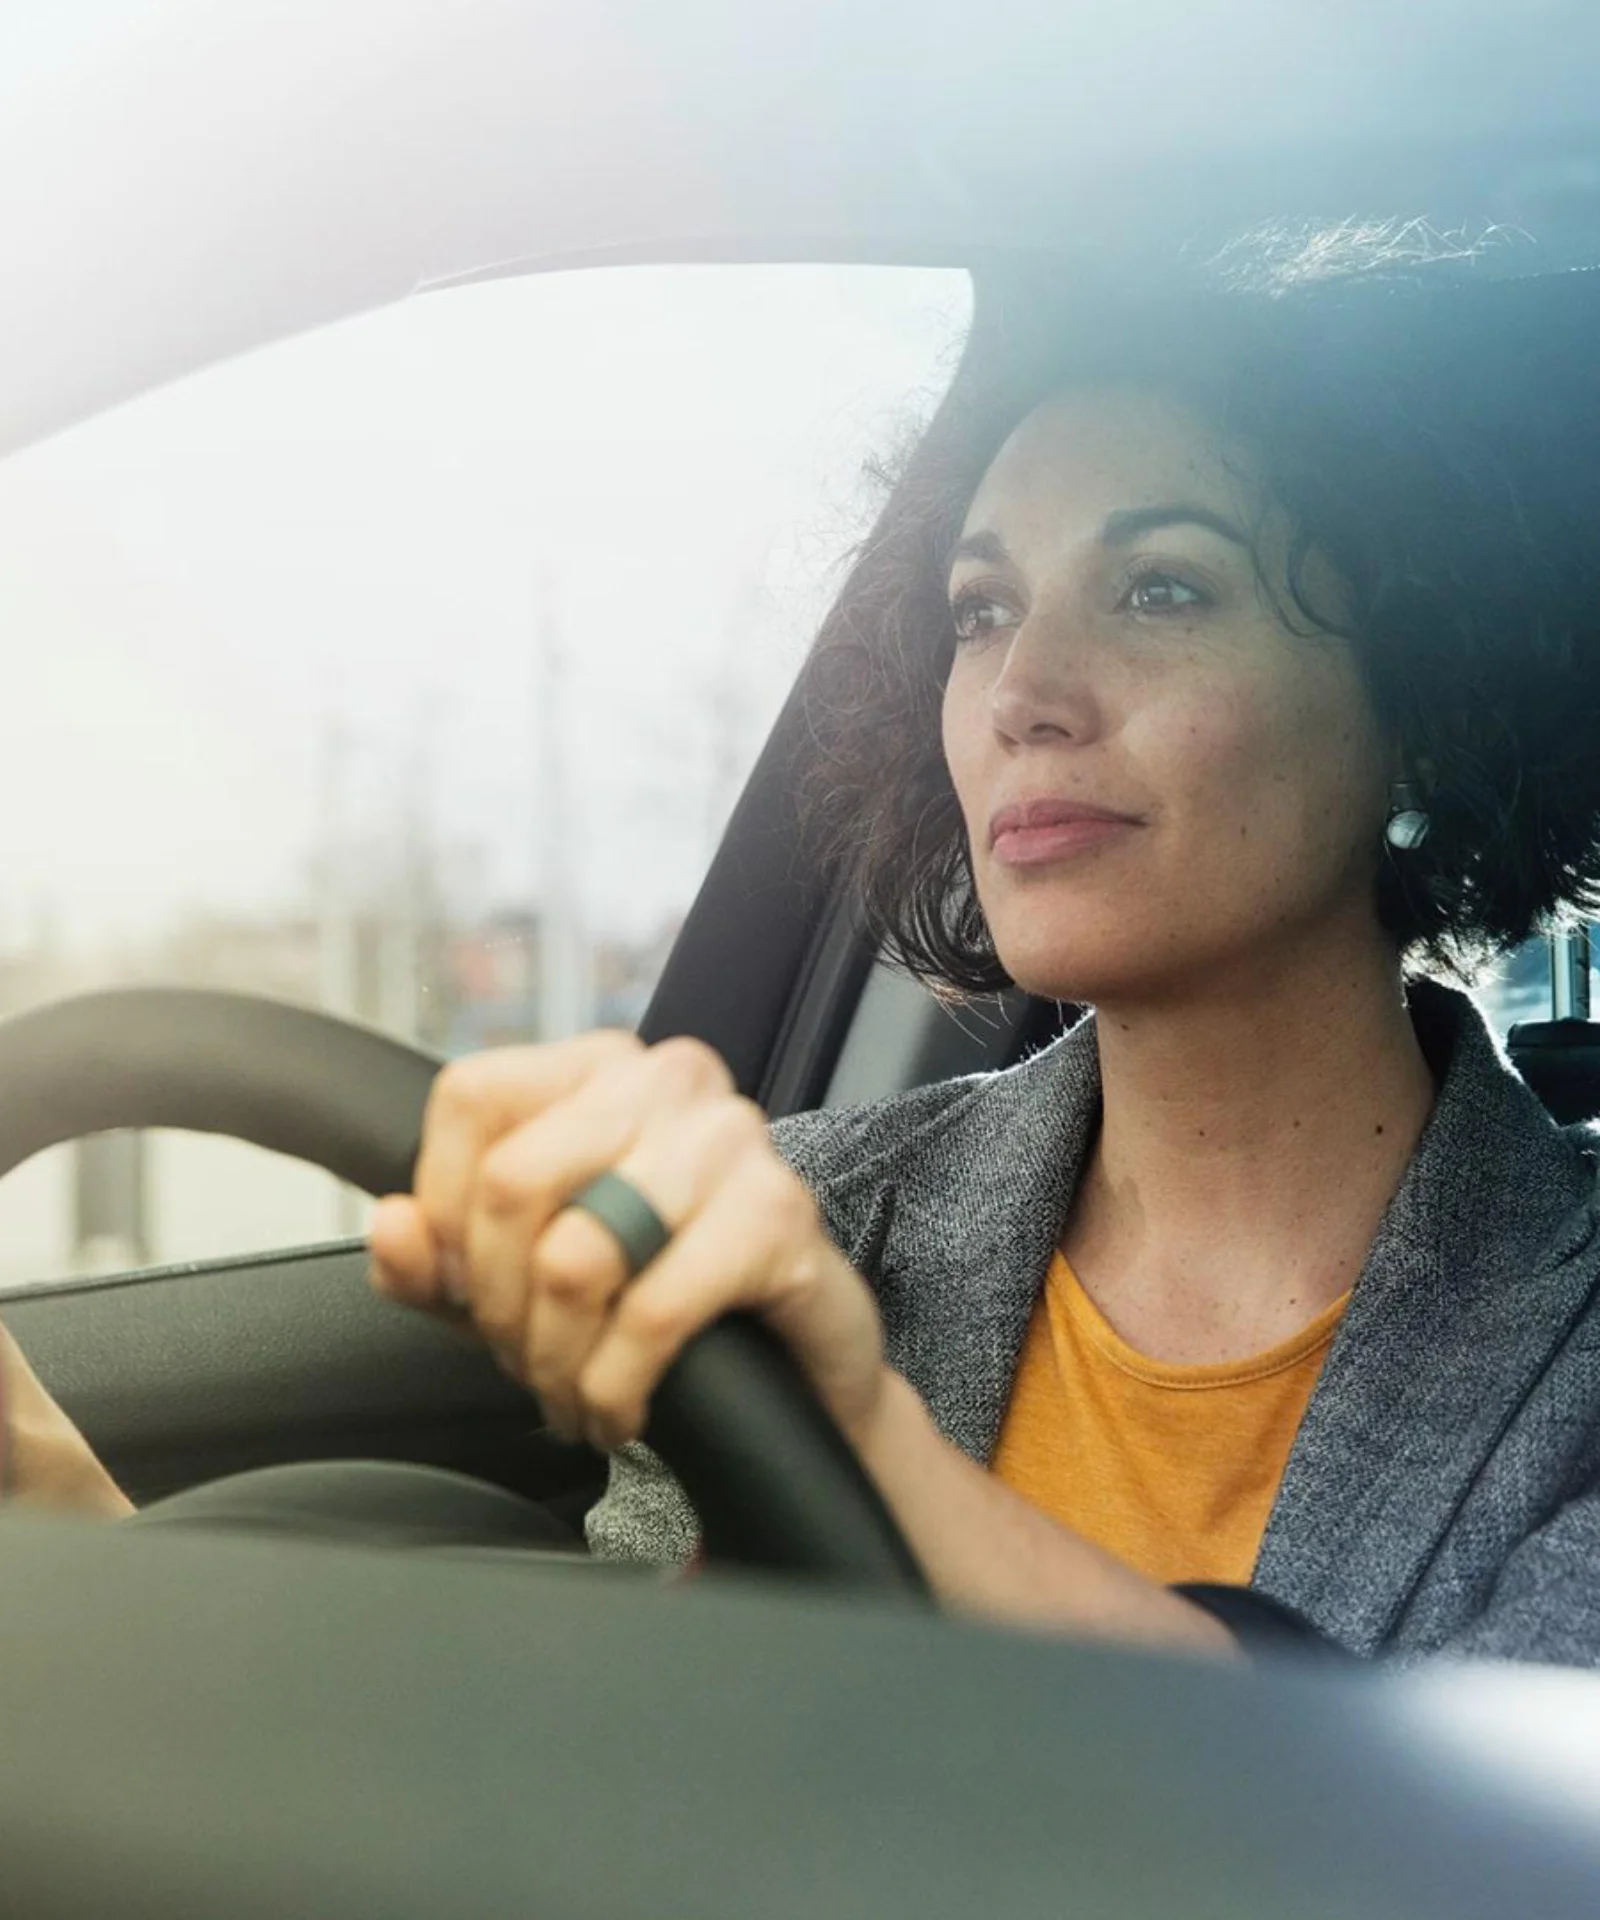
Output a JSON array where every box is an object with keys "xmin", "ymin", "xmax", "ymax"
[{"xmin": 991, "ymin": 1253, "xmax": 1348, "ymax": 1587}]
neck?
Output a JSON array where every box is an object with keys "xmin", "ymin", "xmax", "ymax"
[{"xmin": 1066, "ymin": 931, "xmax": 1438, "ymax": 1361}]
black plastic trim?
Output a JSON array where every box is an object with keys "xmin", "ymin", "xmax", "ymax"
[
  {"xmin": 759, "ymin": 899, "xmax": 879, "ymax": 1119},
  {"xmin": 0, "ymin": 1234, "xmax": 370, "ymax": 1308},
  {"xmin": 638, "ymin": 685, "xmax": 829, "ymax": 1095}
]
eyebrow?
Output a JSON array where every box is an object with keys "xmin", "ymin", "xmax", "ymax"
[
  {"xmin": 945, "ymin": 529, "xmax": 1013, "ymax": 573},
  {"xmin": 946, "ymin": 504, "xmax": 1248, "ymax": 577},
  {"xmin": 1100, "ymin": 504, "xmax": 1248, "ymax": 549}
]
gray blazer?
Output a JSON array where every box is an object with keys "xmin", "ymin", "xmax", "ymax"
[{"xmin": 588, "ymin": 983, "xmax": 1600, "ymax": 1666}]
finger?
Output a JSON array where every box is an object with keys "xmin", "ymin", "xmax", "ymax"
[
  {"xmin": 573, "ymin": 1148, "xmax": 835, "ymax": 1451},
  {"xmin": 460, "ymin": 1040, "xmax": 735, "ymax": 1408},
  {"xmin": 367, "ymin": 1195, "xmax": 447, "ymax": 1309},
  {"xmin": 414, "ymin": 1031, "xmax": 641, "ymax": 1273},
  {"xmin": 519, "ymin": 1094, "xmax": 766, "ymax": 1435}
]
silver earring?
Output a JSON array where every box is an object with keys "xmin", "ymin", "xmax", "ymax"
[{"xmin": 1385, "ymin": 781, "xmax": 1431, "ymax": 851}]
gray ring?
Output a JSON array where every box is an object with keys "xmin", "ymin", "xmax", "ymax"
[{"xmin": 565, "ymin": 1170, "xmax": 672, "ymax": 1279}]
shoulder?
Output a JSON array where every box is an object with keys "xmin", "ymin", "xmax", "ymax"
[
  {"xmin": 1402, "ymin": 982, "xmax": 1599, "ymax": 1206},
  {"xmin": 766, "ymin": 1074, "xmax": 994, "ymax": 1268},
  {"xmin": 770, "ymin": 1015, "xmax": 1093, "ymax": 1182},
  {"xmin": 765, "ymin": 1015, "xmax": 1101, "ymax": 1258},
  {"xmin": 769, "ymin": 1069, "xmax": 993, "ymax": 1190}
]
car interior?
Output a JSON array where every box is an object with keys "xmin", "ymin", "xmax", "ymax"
[{"xmin": 5, "ymin": 1, "xmax": 1600, "ymax": 1914}]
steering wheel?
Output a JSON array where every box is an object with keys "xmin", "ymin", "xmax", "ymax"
[{"xmin": 0, "ymin": 987, "xmax": 926, "ymax": 1596}]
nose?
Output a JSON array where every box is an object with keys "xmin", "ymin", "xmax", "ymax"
[{"xmin": 988, "ymin": 613, "xmax": 1102, "ymax": 749}]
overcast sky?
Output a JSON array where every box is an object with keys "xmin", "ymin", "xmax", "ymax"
[{"xmin": 0, "ymin": 8, "xmax": 969, "ymax": 949}]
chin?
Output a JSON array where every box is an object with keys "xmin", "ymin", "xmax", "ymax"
[
  {"xmin": 995, "ymin": 917, "xmax": 1200, "ymax": 1009},
  {"xmin": 998, "ymin": 943, "xmax": 1135, "ymax": 1008},
  {"xmin": 980, "ymin": 869, "xmax": 1161, "ymax": 994}
]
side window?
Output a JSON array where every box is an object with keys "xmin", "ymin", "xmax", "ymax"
[
  {"xmin": 1475, "ymin": 936, "xmax": 1560, "ymax": 1039},
  {"xmin": 0, "ymin": 265, "xmax": 970, "ymax": 1284},
  {"xmin": 1475, "ymin": 929, "xmax": 1600, "ymax": 1044}
]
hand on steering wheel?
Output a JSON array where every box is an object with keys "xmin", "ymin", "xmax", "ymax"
[
  {"xmin": 0, "ymin": 986, "xmax": 924, "ymax": 1590},
  {"xmin": 368, "ymin": 1031, "xmax": 893, "ymax": 1458}
]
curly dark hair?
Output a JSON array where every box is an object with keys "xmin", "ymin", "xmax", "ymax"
[{"xmin": 795, "ymin": 228, "xmax": 1600, "ymax": 996}]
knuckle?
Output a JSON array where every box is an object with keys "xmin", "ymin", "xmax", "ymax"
[
  {"xmin": 476, "ymin": 1142, "xmax": 540, "ymax": 1219},
  {"xmin": 426, "ymin": 1057, "xmax": 483, "ymax": 1126},
  {"xmin": 587, "ymin": 1028, "xmax": 645, "ymax": 1066},
  {"xmin": 714, "ymin": 1094, "xmax": 769, "ymax": 1146},
  {"xmin": 616, "ymin": 1288, "xmax": 685, "ymax": 1351},
  {"xmin": 534, "ymin": 1237, "xmax": 604, "ymax": 1308},
  {"xmin": 650, "ymin": 1034, "xmax": 733, "ymax": 1095},
  {"xmin": 690, "ymin": 1094, "xmax": 767, "ymax": 1165}
]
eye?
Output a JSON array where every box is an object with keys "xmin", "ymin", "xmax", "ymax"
[
  {"xmin": 1117, "ymin": 569, "xmax": 1209, "ymax": 617},
  {"xmin": 950, "ymin": 587, "xmax": 1021, "ymax": 645}
]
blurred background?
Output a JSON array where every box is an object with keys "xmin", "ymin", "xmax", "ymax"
[{"xmin": 0, "ymin": 251, "xmax": 969, "ymax": 1282}]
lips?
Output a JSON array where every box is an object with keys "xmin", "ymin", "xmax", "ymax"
[
  {"xmin": 986, "ymin": 797, "xmax": 1143, "ymax": 870},
  {"xmin": 988, "ymin": 797, "xmax": 1142, "ymax": 848}
]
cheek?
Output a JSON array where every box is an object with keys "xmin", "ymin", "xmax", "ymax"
[
  {"xmin": 1129, "ymin": 682, "xmax": 1267, "ymax": 815},
  {"xmin": 1134, "ymin": 659, "xmax": 1383, "ymax": 871}
]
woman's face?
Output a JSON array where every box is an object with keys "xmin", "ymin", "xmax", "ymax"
[{"xmin": 941, "ymin": 385, "xmax": 1394, "ymax": 1007}]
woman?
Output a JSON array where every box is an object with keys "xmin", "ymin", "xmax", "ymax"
[{"xmin": 375, "ymin": 232, "xmax": 1600, "ymax": 1663}]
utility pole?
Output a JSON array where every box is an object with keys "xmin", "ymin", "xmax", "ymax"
[{"xmin": 534, "ymin": 583, "xmax": 593, "ymax": 1041}]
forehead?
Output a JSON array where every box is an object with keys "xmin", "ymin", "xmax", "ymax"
[{"xmin": 959, "ymin": 385, "xmax": 1253, "ymax": 551}]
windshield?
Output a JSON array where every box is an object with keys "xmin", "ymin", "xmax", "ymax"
[{"xmin": 0, "ymin": 263, "xmax": 968, "ymax": 1281}]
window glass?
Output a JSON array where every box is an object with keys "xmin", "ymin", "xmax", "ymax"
[
  {"xmin": 1474, "ymin": 936, "xmax": 1555, "ymax": 1039},
  {"xmin": 0, "ymin": 265, "xmax": 969, "ymax": 1282}
]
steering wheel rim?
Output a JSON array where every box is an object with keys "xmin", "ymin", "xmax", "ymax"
[{"xmin": 0, "ymin": 986, "xmax": 927, "ymax": 1597}]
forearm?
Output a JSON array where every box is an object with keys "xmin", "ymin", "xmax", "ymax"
[{"xmin": 853, "ymin": 1369, "xmax": 1236, "ymax": 1657}]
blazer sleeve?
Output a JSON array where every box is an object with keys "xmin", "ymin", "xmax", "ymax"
[{"xmin": 583, "ymin": 1439, "xmax": 699, "ymax": 1569}]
